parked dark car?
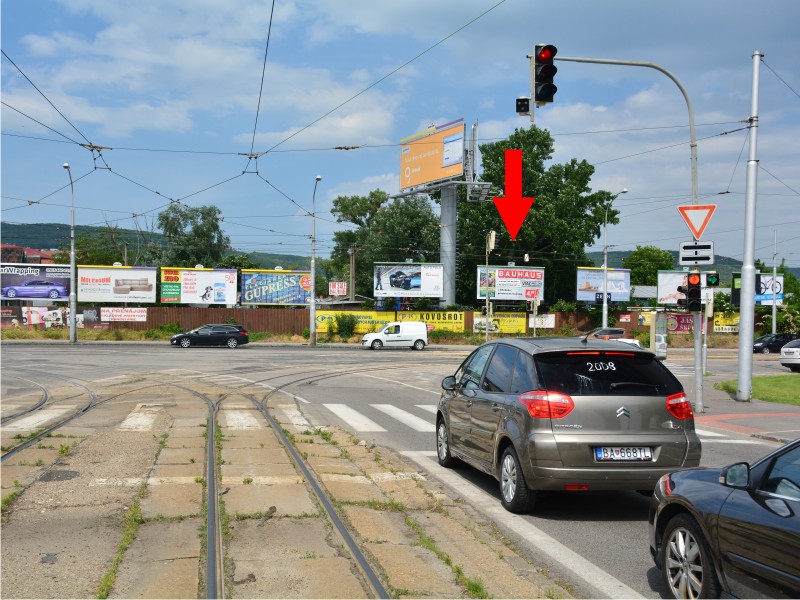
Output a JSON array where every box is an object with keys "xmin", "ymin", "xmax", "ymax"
[
  {"xmin": 753, "ymin": 332, "xmax": 800, "ymax": 354},
  {"xmin": 170, "ymin": 324, "xmax": 249, "ymax": 349},
  {"xmin": 401, "ymin": 272, "xmax": 421, "ymax": 290},
  {"xmin": 436, "ymin": 337, "xmax": 701, "ymax": 513},
  {"xmin": 1, "ymin": 279, "xmax": 68, "ymax": 299},
  {"xmin": 649, "ymin": 438, "xmax": 800, "ymax": 599}
]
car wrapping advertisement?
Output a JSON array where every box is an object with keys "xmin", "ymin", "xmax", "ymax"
[
  {"xmin": 1, "ymin": 263, "xmax": 71, "ymax": 301},
  {"xmin": 373, "ymin": 263, "xmax": 444, "ymax": 299},
  {"xmin": 160, "ymin": 267, "xmax": 237, "ymax": 304},
  {"xmin": 77, "ymin": 266, "xmax": 157, "ymax": 303},
  {"xmin": 576, "ymin": 267, "xmax": 631, "ymax": 302},
  {"xmin": 240, "ymin": 269, "xmax": 311, "ymax": 305},
  {"xmin": 476, "ymin": 267, "xmax": 545, "ymax": 300}
]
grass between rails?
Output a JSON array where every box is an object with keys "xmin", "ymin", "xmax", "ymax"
[{"xmin": 715, "ymin": 374, "xmax": 800, "ymax": 406}]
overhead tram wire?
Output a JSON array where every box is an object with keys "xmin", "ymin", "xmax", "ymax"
[{"xmin": 247, "ymin": 0, "xmax": 276, "ymax": 158}]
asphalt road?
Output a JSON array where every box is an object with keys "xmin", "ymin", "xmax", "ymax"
[{"xmin": 1, "ymin": 343, "xmax": 792, "ymax": 598}]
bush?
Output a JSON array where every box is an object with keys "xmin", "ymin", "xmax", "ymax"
[
  {"xmin": 334, "ymin": 313, "xmax": 358, "ymax": 340},
  {"xmin": 302, "ymin": 328, "xmax": 310, "ymax": 340}
]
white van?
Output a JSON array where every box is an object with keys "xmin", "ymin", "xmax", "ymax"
[{"xmin": 362, "ymin": 321, "xmax": 428, "ymax": 351}]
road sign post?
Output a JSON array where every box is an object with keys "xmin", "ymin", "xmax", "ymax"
[{"xmin": 679, "ymin": 241, "xmax": 715, "ymax": 265}]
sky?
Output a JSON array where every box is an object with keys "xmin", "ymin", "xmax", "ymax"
[{"xmin": 2, "ymin": 0, "xmax": 799, "ymax": 271}]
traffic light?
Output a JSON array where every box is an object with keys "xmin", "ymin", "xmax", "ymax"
[
  {"xmin": 533, "ymin": 44, "xmax": 558, "ymax": 105},
  {"xmin": 705, "ymin": 271, "xmax": 720, "ymax": 287},
  {"xmin": 687, "ymin": 270, "xmax": 703, "ymax": 312},
  {"xmin": 516, "ymin": 96, "xmax": 530, "ymax": 116},
  {"xmin": 676, "ymin": 281, "xmax": 688, "ymax": 310}
]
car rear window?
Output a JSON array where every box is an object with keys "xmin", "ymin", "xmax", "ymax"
[{"xmin": 534, "ymin": 351, "xmax": 682, "ymax": 396}]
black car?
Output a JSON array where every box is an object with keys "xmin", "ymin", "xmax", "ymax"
[
  {"xmin": 436, "ymin": 338, "xmax": 701, "ymax": 514},
  {"xmin": 389, "ymin": 271, "xmax": 409, "ymax": 288},
  {"xmin": 753, "ymin": 332, "xmax": 800, "ymax": 354},
  {"xmin": 170, "ymin": 324, "xmax": 249, "ymax": 349},
  {"xmin": 649, "ymin": 438, "xmax": 800, "ymax": 599}
]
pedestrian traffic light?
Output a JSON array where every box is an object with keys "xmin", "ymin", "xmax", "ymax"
[
  {"xmin": 687, "ymin": 270, "xmax": 703, "ymax": 312},
  {"xmin": 516, "ymin": 96, "xmax": 530, "ymax": 116},
  {"xmin": 533, "ymin": 44, "xmax": 557, "ymax": 105},
  {"xmin": 705, "ymin": 271, "xmax": 720, "ymax": 287}
]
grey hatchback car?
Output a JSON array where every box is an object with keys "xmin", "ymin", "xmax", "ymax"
[{"xmin": 436, "ymin": 337, "xmax": 701, "ymax": 513}]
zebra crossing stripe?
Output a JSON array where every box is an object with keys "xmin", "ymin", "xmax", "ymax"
[
  {"xmin": 415, "ymin": 404, "xmax": 437, "ymax": 414},
  {"xmin": 324, "ymin": 404, "xmax": 386, "ymax": 432},
  {"xmin": 372, "ymin": 404, "xmax": 435, "ymax": 432}
]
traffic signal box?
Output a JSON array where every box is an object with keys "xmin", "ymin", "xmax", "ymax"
[
  {"xmin": 534, "ymin": 44, "xmax": 558, "ymax": 105},
  {"xmin": 686, "ymin": 271, "xmax": 703, "ymax": 312},
  {"xmin": 705, "ymin": 271, "xmax": 720, "ymax": 287}
]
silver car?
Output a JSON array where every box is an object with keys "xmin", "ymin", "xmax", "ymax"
[{"xmin": 436, "ymin": 337, "xmax": 702, "ymax": 513}]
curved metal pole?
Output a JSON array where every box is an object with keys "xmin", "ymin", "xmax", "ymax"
[
  {"xmin": 63, "ymin": 163, "xmax": 77, "ymax": 344},
  {"xmin": 310, "ymin": 176, "xmax": 322, "ymax": 347}
]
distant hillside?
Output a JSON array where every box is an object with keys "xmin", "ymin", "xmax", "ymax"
[{"xmin": 1, "ymin": 222, "xmax": 309, "ymax": 269}]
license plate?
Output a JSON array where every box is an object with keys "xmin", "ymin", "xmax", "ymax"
[{"xmin": 595, "ymin": 446, "xmax": 652, "ymax": 461}]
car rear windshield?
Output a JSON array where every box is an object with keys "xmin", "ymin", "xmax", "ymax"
[{"xmin": 534, "ymin": 351, "xmax": 682, "ymax": 397}]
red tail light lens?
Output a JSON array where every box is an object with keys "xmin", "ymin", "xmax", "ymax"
[
  {"xmin": 666, "ymin": 392, "xmax": 693, "ymax": 420},
  {"xmin": 519, "ymin": 391, "xmax": 575, "ymax": 419}
]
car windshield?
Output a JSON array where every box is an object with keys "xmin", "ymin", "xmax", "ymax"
[
  {"xmin": 754, "ymin": 334, "xmax": 774, "ymax": 343},
  {"xmin": 535, "ymin": 351, "xmax": 682, "ymax": 396}
]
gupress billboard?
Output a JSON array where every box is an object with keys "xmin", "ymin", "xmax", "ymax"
[{"xmin": 241, "ymin": 269, "xmax": 311, "ymax": 305}]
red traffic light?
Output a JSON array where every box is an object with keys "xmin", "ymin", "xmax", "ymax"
[
  {"xmin": 687, "ymin": 273, "xmax": 701, "ymax": 286},
  {"xmin": 535, "ymin": 44, "xmax": 556, "ymax": 63}
]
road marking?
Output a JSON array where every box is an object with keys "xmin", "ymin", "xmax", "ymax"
[
  {"xmin": 402, "ymin": 451, "xmax": 644, "ymax": 599},
  {"xmin": 416, "ymin": 404, "xmax": 437, "ymax": 414},
  {"xmin": 3, "ymin": 406, "xmax": 75, "ymax": 431},
  {"xmin": 372, "ymin": 404, "xmax": 435, "ymax": 432},
  {"xmin": 695, "ymin": 428, "xmax": 725, "ymax": 437},
  {"xmin": 324, "ymin": 404, "xmax": 386, "ymax": 432},
  {"xmin": 275, "ymin": 404, "xmax": 311, "ymax": 428},
  {"xmin": 360, "ymin": 373, "xmax": 440, "ymax": 395}
]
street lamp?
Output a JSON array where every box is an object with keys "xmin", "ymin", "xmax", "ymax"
[
  {"xmin": 602, "ymin": 188, "xmax": 628, "ymax": 329},
  {"xmin": 310, "ymin": 175, "xmax": 322, "ymax": 347},
  {"xmin": 63, "ymin": 163, "xmax": 77, "ymax": 343}
]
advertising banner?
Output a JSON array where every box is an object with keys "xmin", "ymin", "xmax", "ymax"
[
  {"xmin": 0, "ymin": 263, "xmax": 71, "ymax": 302},
  {"xmin": 657, "ymin": 271, "xmax": 692, "ymax": 306},
  {"xmin": 241, "ymin": 269, "xmax": 311, "ymax": 305},
  {"xmin": 316, "ymin": 310, "xmax": 394, "ymax": 334},
  {"xmin": 665, "ymin": 313, "xmax": 695, "ymax": 333},
  {"xmin": 374, "ymin": 263, "xmax": 444, "ymax": 299},
  {"xmin": 0, "ymin": 305, "xmax": 107, "ymax": 329},
  {"xmin": 101, "ymin": 307, "xmax": 148, "ymax": 322},
  {"xmin": 77, "ymin": 266, "xmax": 157, "ymax": 303},
  {"xmin": 400, "ymin": 119, "xmax": 464, "ymax": 190},
  {"xmin": 160, "ymin": 267, "xmax": 237, "ymax": 304},
  {"xmin": 755, "ymin": 274, "xmax": 784, "ymax": 305},
  {"xmin": 472, "ymin": 311, "xmax": 527, "ymax": 334},
  {"xmin": 329, "ymin": 281, "xmax": 347, "ymax": 296},
  {"xmin": 713, "ymin": 312, "xmax": 740, "ymax": 333},
  {"xmin": 529, "ymin": 313, "xmax": 556, "ymax": 329},
  {"xmin": 476, "ymin": 267, "xmax": 544, "ymax": 301},
  {"xmin": 398, "ymin": 310, "xmax": 463, "ymax": 332},
  {"xmin": 576, "ymin": 267, "xmax": 631, "ymax": 303}
]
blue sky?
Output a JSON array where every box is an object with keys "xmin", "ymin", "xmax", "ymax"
[{"xmin": 2, "ymin": 0, "xmax": 799, "ymax": 269}]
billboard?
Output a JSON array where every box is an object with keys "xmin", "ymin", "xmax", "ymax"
[
  {"xmin": 476, "ymin": 267, "xmax": 545, "ymax": 301},
  {"xmin": 77, "ymin": 266, "xmax": 157, "ymax": 303},
  {"xmin": 658, "ymin": 270, "xmax": 719, "ymax": 306},
  {"xmin": 374, "ymin": 263, "xmax": 444, "ymax": 299},
  {"xmin": 241, "ymin": 269, "xmax": 311, "ymax": 305},
  {"xmin": 160, "ymin": 267, "xmax": 237, "ymax": 304},
  {"xmin": 0, "ymin": 263, "xmax": 71, "ymax": 302},
  {"xmin": 576, "ymin": 267, "xmax": 631, "ymax": 303},
  {"xmin": 399, "ymin": 119, "xmax": 464, "ymax": 190}
]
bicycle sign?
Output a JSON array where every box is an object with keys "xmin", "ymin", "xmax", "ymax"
[{"xmin": 756, "ymin": 275, "xmax": 784, "ymax": 305}]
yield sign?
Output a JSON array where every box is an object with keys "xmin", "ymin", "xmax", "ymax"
[{"xmin": 677, "ymin": 204, "xmax": 716, "ymax": 240}]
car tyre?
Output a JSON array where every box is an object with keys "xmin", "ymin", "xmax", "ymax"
[
  {"xmin": 762, "ymin": 347, "xmax": 770, "ymax": 354},
  {"xmin": 179, "ymin": 337, "xmax": 191, "ymax": 348},
  {"xmin": 413, "ymin": 339, "xmax": 425, "ymax": 351},
  {"xmin": 48, "ymin": 290, "xmax": 60, "ymax": 299},
  {"xmin": 371, "ymin": 339, "xmax": 383, "ymax": 350},
  {"xmin": 499, "ymin": 446, "xmax": 534, "ymax": 514},
  {"xmin": 436, "ymin": 419, "xmax": 456, "ymax": 467},
  {"xmin": 6, "ymin": 289, "xmax": 17, "ymax": 298},
  {"xmin": 660, "ymin": 513, "xmax": 721, "ymax": 600},
  {"xmin": 226, "ymin": 338, "xmax": 238, "ymax": 349}
]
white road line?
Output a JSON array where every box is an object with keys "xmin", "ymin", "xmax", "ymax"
[
  {"xmin": 360, "ymin": 373, "xmax": 440, "ymax": 395},
  {"xmin": 275, "ymin": 404, "xmax": 311, "ymax": 429},
  {"xmin": 402, "ymin": 451, "xmax": 643, "ymax": 599},
  {"xmin": 324, "ymin": 404, "xmax": 386, "ymax": 432},
  {"xmin": 695, "ymin": 428, "xmax": 725, "ymax": 437},
  {"xmin": 372, "ymin": 404, "xmax": 435, "ymax": 432},
  {"xmin": 416, "ymin": 404, "xmax": 437, "ymax": 414}
]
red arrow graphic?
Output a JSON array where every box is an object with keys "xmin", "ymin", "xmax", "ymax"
[{"xmin": 493, "ymin": 149, "xmax": 534, "ymax": 240}]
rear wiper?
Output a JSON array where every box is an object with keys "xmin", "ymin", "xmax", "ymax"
[{"xmin": 609, "ymin": 382, "xmax": 659, "ymax": 392}]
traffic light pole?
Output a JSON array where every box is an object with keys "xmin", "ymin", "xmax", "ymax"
[{"xmin": 554, "ymin": 55, "xmax": 703, "ymax": 410}]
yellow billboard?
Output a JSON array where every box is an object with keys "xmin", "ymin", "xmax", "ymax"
[{"xmin": 400, "ymin": 119, "xmax": 464, "ymax": 190}]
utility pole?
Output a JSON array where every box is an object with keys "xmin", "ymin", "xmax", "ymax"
[{"xmin": 348, "ymin": 244, "xmax": 356, "ymax": 302}]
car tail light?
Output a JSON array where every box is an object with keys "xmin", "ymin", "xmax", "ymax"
[
  {"xmin": 564, "ymin": 484, "xmax": 589, "ymax": 491},
  {"xmin": 666, "ymin": 392, "xmax": 693, "ymax": 420},
  {"xmin": 519, "ymin": 390, "xmax": 575, "ymax": 419},
  {"xmin": 240, "ymin": 330, "xmax": 248, "ymax": 335}
]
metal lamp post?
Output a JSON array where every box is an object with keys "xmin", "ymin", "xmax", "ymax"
[
  {"xmin": 602, "ymin": 188, "xmax": 628, "ymax": 329},
  {"xmin": 310, "ymin": 175, "xmax": 322, "ymax": 347},
  {"xmin": 62, "ymin": 163, "xmax": 77, "ymax": 343}
]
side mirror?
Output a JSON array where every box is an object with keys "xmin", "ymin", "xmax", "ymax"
[
  {"xmin": 441, "ymin": 375, "xmax": 457, "ymax": 391},
  {"xmin": 721, "ymin": 462, "xmax": 750, "ymax": 488}
]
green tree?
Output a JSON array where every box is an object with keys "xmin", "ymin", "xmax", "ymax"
[
  {"xmin": 623, "ymin": 245, "xmax": 675, "ymax": 285},
  {"xmin": 52, "ymin": 223, "xmax": 163, "ymax": 266},
  {"xmin": 458, "ymin": 126, "xmax": 613, "ymax": 306},
  {"xmin": 157, "ymin": 204, "xmax": 230, "ymax": 267},
  {"xmin": 214, "ymin": 254, "xmax": 260, "ymax": 270}
]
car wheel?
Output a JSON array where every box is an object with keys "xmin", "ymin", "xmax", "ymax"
[
  {"xmin": 48, "ymin": 290, "xmax": 60, "ymax": 299},
  {"xmin": 179, "ymin": 338, "xmax": 191, "ymax": 348},
  {"xmin": 661, "ymin": 513, "xmax": 721, "ymax": 599},
  {"xmin": 226, "ymin": 338, "xmax": 238, "ymax": 349},
  {"xmin": 413, "ymin": 339, "xmax": 425, "ymax": 351},
  {"xmin": 762, "ymin": 347, "xmax": 770, "ymax": 354},
  {"xmin": 499, "ymin": 446, "xmax": 534, "ymax": 513},
  {"xmin": 436, "ymin": 419, "xmax": 456, "ymax": 467},
  {"xmin": 6, "ymin": 289, "xmax": 17, "ymax": 298},
  {"xmin": 371, "ymin": 339, "xmax": 383, "ymax": 350}
]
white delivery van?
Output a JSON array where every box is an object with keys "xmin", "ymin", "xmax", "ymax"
[{"xmin": 362, "ymin": 321, "xmax": 428, "ymax": 351}]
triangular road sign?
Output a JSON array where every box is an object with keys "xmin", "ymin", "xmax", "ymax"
[{"xmin": 678, "ymin": 204, "xmax": 716, "ymax": 240}]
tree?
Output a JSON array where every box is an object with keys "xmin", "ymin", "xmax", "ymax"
[
  {"xmin": 157, "ymin": 204, "xmax": 230, "ymax": 267},
  {"xmin": 214, "ymin": 254, "xmax": 260, "ymax": 270},
  {"xmin": 623, "ymin": 245, "xmax": 675, "ymax": 285},
  {"xmin": 52, "ymin": 221, "xmax": 163, "ymax": 266},
  {"xmin": 458, "ymin": 126, "xmax": 614, "ymax": 306}
]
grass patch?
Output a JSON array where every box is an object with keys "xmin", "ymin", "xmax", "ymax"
[
  {"xmin": 96, "ymin": 485, "xmax": 146, "ymax": 598},
  {"xmin": 715, "ymin": 374, "xmax": 800, "ymax": 405}
]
